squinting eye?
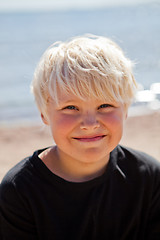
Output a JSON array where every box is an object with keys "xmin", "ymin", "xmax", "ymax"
[
  {"xmin": 98, "ymin": 104, "xmax": 112, "ymax": 109},
  {"xmin": 64, "ymin": 105, "xmax": 78, "ymax": 110}
]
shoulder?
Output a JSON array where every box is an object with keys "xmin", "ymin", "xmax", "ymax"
[
  {"xmin": 0, "ymin": 151, "xmax": 45, "ymax": 237},
  {"xmin": 116, "ymin": 145, "xmax": 160, "ymax": 167},
  {"xmin": 114, "ymin": 145, "xmax": 160, "ymax": 179},
  {"xmin": 0, "ymin": 156, "xmax": 33, "ymax": 218},
  {"xmin": 110, "ymin": 146, "xmax": 160, "ymax": 202},
  {"xmin": 0, "ymin": 149, "xmax": 44, "ymax": 199}
]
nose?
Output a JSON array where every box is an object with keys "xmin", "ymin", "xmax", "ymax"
[{"xmin": 80, "ymin": 112, "xmax": 100, "ymax": 130}]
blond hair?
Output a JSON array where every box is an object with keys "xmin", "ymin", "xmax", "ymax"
[{"xmin": 31, "ymin": 34, "xmax": 137, "ymax": 117}]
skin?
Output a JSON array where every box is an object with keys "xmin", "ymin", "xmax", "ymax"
[{"xmin": 39, "ymin": 91, "xmax": 128, "ymax": 182}]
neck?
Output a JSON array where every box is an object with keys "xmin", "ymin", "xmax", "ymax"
[{"xmin": 52, "ymin": 146, "xmax": 109, "ymax": 182}]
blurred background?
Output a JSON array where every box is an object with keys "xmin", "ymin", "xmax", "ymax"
[
  {"xmin": 0, "ymin": 0, "xmax": 160, "ymax": 181},
  {"xmin": 0, "ymin": 0, "xmax": 160, "ymax": 125}
]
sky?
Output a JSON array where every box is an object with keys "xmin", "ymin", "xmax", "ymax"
[{"xmin": 0, "ymin": 0, "xmax": 157, "ymax": 12}]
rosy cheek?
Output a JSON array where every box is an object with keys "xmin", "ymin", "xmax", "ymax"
[
  {"xmin": 102, "ymin": 111, "xmax": 123, "ymax": 128},
  {"xmin": 55, "ymin": 114, "xmax": 79, "ymax": 132}
]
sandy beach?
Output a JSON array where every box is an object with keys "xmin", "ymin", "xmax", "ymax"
[{"xmin": 0, "ymin": 111, "xmax": 160, "ymax": 181}]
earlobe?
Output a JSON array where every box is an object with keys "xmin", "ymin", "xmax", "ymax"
[
  {"xmin": 41, "ymin": 113, "xmax": 49, "ymax": 125},
  {"xmin": 125, "ymin": 111, "xmax": 128, "ymax": 120},
  {"xmin": 123, "ymin": 106, "xmax": 128, "ymax": 120}
]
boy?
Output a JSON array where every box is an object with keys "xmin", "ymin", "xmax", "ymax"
[{"xmin": 1, "ymin": 35, "xmax": 160, "ymax": 239}]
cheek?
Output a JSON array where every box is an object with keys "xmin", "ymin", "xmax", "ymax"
[
  {"xmin": 52, "ymin": 114, "xmax": 79, "ymax": 134},
  {"xmin": 102, "ymin": 111, "xmax": 124, "ymax": 131}
]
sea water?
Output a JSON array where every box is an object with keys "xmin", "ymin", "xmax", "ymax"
[{"xmin": 0, "ymin": 3, "xmax": 160, "ymax": 124}]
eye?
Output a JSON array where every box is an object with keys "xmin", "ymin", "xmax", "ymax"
[
  {"xmin": 63, "ymin": 105, "xmax": 78, "ymax": 110},
  {"xmin": 98, "ymin": 104, "xmax": 113, "ymax": 109}
]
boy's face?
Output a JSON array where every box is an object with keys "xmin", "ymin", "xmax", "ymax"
[{"xmin": 43, "ymin": 91, "xmax": 127, "ymax": 165}]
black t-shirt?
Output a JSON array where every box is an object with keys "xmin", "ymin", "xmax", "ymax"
[{"xmin": 1, "ymin": 145, "xmax": 160, "ymax": 240}]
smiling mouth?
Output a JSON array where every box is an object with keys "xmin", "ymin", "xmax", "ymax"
[{"xmin": 73, "ymin": 135, "xmax": 106, "ymax": 142}]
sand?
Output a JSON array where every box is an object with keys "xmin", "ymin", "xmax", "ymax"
[{"xmin": 0, "ymin": 111, "xmax": 160, "ymax": 181}]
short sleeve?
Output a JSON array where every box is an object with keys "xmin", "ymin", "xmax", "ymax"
[{"xmin": 0, "ymin": 179, "xmax": 37, "ymax": 240}]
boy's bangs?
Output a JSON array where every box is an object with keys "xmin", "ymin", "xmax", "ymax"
[{"xmin": 50, "ymin": 74, "xmax": 122, "ymax": 105}]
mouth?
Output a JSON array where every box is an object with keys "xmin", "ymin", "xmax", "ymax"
[{"xmin": 73, "ymin": 135, "xmax": 106, "ymax": 142}]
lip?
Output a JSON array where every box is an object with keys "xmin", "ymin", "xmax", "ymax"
[{"xmin": 73, "ymin": 135, "xmax": 106, "ymax": 142}]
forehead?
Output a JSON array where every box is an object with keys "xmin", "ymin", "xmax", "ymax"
[{"xmin": 52, "ymin": 88, "xmax": 118, "ymax": 106}]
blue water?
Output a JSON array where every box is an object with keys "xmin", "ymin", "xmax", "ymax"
[{"xmin": 0, "ymin": 3, "xmax": 160, "ymax": 124}]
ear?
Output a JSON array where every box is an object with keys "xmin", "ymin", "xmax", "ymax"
[
  {"xmin": 124, "ymin": 108, "xmax": 128, "ymax": 120},
  {"xmin": 41, "ymin": 113, "xmax": 49, "ymax": 125},
  {"xmin": 125, "ymin": 111, "xmax": 128, "ymax": 119},
  {"xmin": 123, "ymin": 105, "xmax": 128, "ymax": 120}
]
